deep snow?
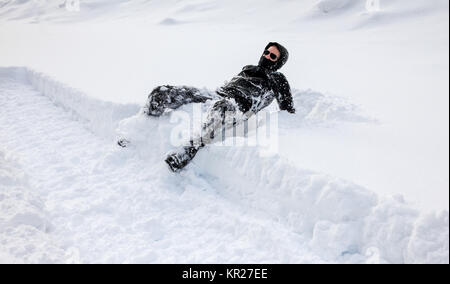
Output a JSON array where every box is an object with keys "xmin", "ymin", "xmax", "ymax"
[
  {"xmin": 1, "ymin": 0, "xmax": 448, "ymax": 211},
  {"xmin": 0, "ymin": 0, "xmax": 449, "ymax": 263},
  {"xmin": 0, "ymin": 67, "xmax": 448, "ymax": 263}
]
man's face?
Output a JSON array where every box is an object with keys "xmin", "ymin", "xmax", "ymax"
[{"xmin": 263, "ymin": 46, "xmax": 280, "ymax": 62}]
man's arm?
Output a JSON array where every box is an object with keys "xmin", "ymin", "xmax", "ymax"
[{"xmin": 273, "ymin": 73, "xmax": 295, "ymax": 114}]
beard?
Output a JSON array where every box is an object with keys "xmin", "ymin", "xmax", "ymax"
[{"xmin": 258, "ymin": 56, "xmax": 277, "ymax": 71}]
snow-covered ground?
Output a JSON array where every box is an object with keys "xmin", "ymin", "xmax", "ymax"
[{"xmin": 0, "ymin": 0, "xmax": 448, "ymax": 263}]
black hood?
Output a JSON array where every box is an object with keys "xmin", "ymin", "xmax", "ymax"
[{"xmin": 258, "ymin": 42, "xmax": 289, "ymax": 72}]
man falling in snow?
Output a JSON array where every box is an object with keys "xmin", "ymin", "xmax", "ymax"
[{"xmin": 125, "ymin": 42, "xmax": 295, "ymax": 172}]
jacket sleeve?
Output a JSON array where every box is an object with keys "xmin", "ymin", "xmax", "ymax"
[{"xmin": 273, "ymin": 73, "xmax": 295, "ymax": 114}]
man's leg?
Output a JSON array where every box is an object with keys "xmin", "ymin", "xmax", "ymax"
[
  {"xmin": 165, "ymin": 99, "xmax": 244, "ymax": 172},
  {"xmin": 144, "ymin": 85, "xmax": 214, "ymax": 116},
  {"xmin": 119, "ymin": 86, "xmax": 216, "ymax": 148},
  {"xmin": 194, "ymin": 99, "xmax": 239, "ymax": 147}
]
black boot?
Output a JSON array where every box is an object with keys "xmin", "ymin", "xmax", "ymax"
[
  {"xmin": 165, "ymin": 146, "xmax": 199, "ymax": 172},
  {"xmin": 117, "ymin": 138, "xmax": 130, "ymax": 148}
]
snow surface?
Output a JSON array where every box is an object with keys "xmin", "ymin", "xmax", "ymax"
[
  {"xmin": 0, "ymin": 0, "xmax": 449, "ymax": 263},
  {"xmin": 0, "ymin": 67, "xmax": 448, "ymax": 263}
]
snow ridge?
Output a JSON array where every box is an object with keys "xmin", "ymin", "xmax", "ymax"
[
  {"xmin": 1, "ymin": 0, "xmax": 447, "ymax": 29},
  {"xmin": 0, "ymin": 66, "xmax": 448, "ymax": 263},
  {"xmin": 185, "ymin": 128, "xmax": 448, "ymax": 263},
  {"xmin": 0, "ymin": 67, "xmax": 140, "ymax": 139},
  {"xmin": 0, "ymin": 149, "xmax": 72, "ymax": 263}
]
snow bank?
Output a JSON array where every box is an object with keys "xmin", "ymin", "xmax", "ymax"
[
  {"xmin": 0, "ymin": 67, "xmax": 140, "ymax": 139},
  {"xmin": 0, "ymin": 66, "xmax": 371, "ymax": 139},
  {"xmin": 1, "ymin": 66, "xmax": 448, "ymax": 263},
  {"xmin": 282, "ymin": 89, "xmax": 375, "ymax": 129},
  {"xmin": 195, "ymin": 143, "xmax": 448, "ymax": 263},
  {"xmin": 0, "ymin": 149, "xmax": 71, "ymax": 263},
  {"xmin": 308, "ymin": 0, "xmax": 449, "ymax": 29},
  {"xmin": 1, "ymin": 0, "xmax": 447, "ymax": 29},
  {"xmin": 116, "ymin": 103, "xmax": 448, "ymax": 264}
]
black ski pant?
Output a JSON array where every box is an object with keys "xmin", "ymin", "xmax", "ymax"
[{"xmin": 145, "ymin": 85, "xmax": 249, "ymax": 148}]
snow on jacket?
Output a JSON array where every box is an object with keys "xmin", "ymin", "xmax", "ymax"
[{"xmin": 217, "ymin": 42, "xmax": 295, "ymax": 114}]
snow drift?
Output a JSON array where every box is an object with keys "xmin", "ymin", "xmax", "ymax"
[
  {"xmin": 0, "ymin": 149, "xmax": 71, "ymax": 263},
  {"xmin": 1, "ymin": 0, "xmax": 448, "ymax": 29},
  {"xmin": 0, "ymin": 67, "xmax": 140, "ymax": 138},
  {"xmin": 0, "ymin": 66, "xmax": 447, "ymax": 263}
]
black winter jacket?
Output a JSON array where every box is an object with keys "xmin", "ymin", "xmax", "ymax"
[{"xmin": 217, "ymin": 42, "xmax": 295, "ymax": 114}]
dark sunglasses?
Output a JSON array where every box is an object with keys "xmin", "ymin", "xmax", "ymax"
[{"xmin": 263, "ymin": 50, "xmax": 278, "ymax": 60}]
